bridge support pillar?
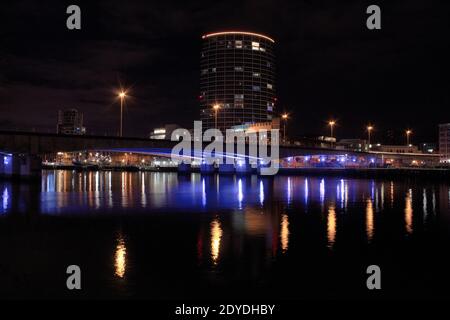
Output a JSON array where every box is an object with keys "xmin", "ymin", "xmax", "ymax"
[
  {"xmin": 178, "ymin": 163, "xmax": 192, "ymax": 174},
  {"xmin": 235, "ymin": 160, "xmax": 252, "ymax": 175},
  {"xmin": 0, "ymin": 155, "xmax": 4, "ymax": 176},
  {"xmin": 218, "ymin": 163, "xmax": 235, "ymax": 174},
  {"xmin": 200, "ymin": 163, "xmax": 215, "ymax": 174},
  {"xmin": 0, "ymin": 154, "xmax": 41, "ymax": 180}
]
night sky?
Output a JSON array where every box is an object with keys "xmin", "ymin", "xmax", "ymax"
[{"xmin": 1, "ymin": 0, "xmax": 449, "ymax": 144}]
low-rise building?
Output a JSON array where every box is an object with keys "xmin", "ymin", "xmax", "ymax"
[
  {"xmin": 337, "ymin": 139, "xmax": 369, "ymax": 152},
  {"xmin": 371, "ymin": 144, "xmax": 419, "ymax": 154},
  {"xmin": 149, "ymin": 124, "xmax": 180, "ymax": 140}
]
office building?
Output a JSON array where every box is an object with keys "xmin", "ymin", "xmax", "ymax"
[
  {"xmin": 200, "ymin": 31, "xmax": 276, "ymax": 131},
  {"xmin": 56, "ymin": 109, "xmax": 86, "ymax": 135}
]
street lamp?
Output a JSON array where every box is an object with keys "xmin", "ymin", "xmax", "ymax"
[
  {"xmin": 328, "ymin": 120, "xmax": 336, "ymax": 138},
  {"xmin": 406, "ymin": 129, "xmax": 412, "ymax": 146},
  {"xmin": 281, "ymin": 113, "xmax": 289, "ymax": 142},
  {"xmin": 213, "ymin": 104, "xmax": 221, "ymax": 129},
  {"xmin": 118, "ymin": 91, "xmax": 127, "ymax": 137},
  {"xmin": 367, "ymin": 125, "xmax": 374, "ymax": 147}
]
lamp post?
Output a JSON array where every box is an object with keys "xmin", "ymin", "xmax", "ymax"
[
  {"xmin": 406, "ymin": 129, "xmax": 412, "ymax": 146},
  {"xmin": 328, "ymin": 120, "xmax": 336, "ymax": 138},
  {"xmin": 213, "ymin": 104, "xmax": 221, "ymax": 130},
  {"xmin": 282, "ymin": 113, "xmax": 289, "ymax": 142},
  {"xmin": 118, "ymin": 91, "xmax": 127, "ymax": 137},
  {"xmin": 367, "ymin": 125, "xmax": 374, "ymax": 148}
]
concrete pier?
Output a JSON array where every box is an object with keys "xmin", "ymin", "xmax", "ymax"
[
  {"xmin": 178, "ymin": 163, "xmax": 192, "ymax": 174},
  {"xmin": 218, "ymin": 163, "xmax": 235, "ymax": 174},
  {"xmin": 1, "ymin": 154, "xmax": 42, "ymax": 180},
  {"xmin": 200, "ymin": 163, "xmax": 215, "ymax": 174},
  {"xmin": 235, "ymin": 162, "xmax": 253, "ymax": 175}
]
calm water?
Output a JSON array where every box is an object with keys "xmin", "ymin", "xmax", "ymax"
[{"xmin": 1, "ymin": 170, "xmax": 450, "ymax": 299}]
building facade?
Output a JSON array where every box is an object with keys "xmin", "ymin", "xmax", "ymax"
[
  {"xmin": 149, "ymin": 124, "xmax": 180, "ymax": 140},
  {"xmin": 337, "ymin": 139, "xmax": 369, "ymax": 152},
  {"xmin": 439, "ymin": 123, "xmax": 450, "ymax": 162},
  {"xmin": 371, "ymin": 144, "xmax": 419, "ymax": 154},
  {"xmin": 56, "ymin": 109, "xmax": 86, "ymax": 135},
  {"xmin": 200, "ymin": 31, "xmax": 276, "ymax": 131}
]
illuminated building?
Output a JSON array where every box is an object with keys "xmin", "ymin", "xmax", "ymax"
[
  {"xmin": 439, "ymin": 123, "xmax": 450, "ymax": 163},
  {"xmin": 56, "ymin": 109, "xmax": 86, "ymax": 135},
  {"xmin": 149, "ymin": 124, "xmax": 180, "ymax": 140},
  {"xmin": 200, "ymin": 31, "xmax": 276, "ymax": 131}
]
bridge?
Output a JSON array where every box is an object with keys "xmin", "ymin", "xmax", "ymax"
[{"xmin": 0, "ymin": 130, "xmax": 442, "ymax": 178}]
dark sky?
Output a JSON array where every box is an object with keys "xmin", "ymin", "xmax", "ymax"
[{"xmin": 1, "ymin": 0, "xmax": 449, "ymax": 143}]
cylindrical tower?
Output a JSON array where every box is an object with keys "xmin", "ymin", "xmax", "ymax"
[{"xmin": 200, "ymin": 31, "xmax": 276, "ymax": 132}]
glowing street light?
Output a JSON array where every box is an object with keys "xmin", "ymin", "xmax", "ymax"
[
  {"xmin": 328, "ymin": 120, "xmax": 336, "ymax": 138},
  {"xmin": 406, "ymin": 129, "xmax": 412, "ymax": 146},
  {"xmin": 281, "ymin": 113, "xmax": 289, "ymax": 142},
  {"xmin": 118, "ymin": 90, "xmax": 127, "ymax": 137},
  {"xmin": 367, "ymin": 125, "xmax": 374, "ymax": 147},
  {"xmin": 212, "ymin": 104, "xmax": 221, "ymax": 129}
]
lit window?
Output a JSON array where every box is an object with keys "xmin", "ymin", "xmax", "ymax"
[
  {"xmin": 252, "ymin": 42, "xmax": 260, "ymax": 50},
  {"xmin": 259, "ymin": 47, "xmax": 266, "ymax": 52},
  {"xmin": 201, "ymin": 69, "xmax": 208, "ymax": 75},
  {"xmin": 234, "ymin": 66, "xmax": 243, "ymax": 72},
  {"xmin": 252, "ymin": 85, "xmax": 261, "ymax": 91},
  {"xmin": 234, "ymin": 94, "xmax": 244, "ymax": 108},
  {"xmin": 235, "ymin": 40, "xmax": 243, "ymax": 49},
  {"xmin": 267, "ymin": 83, "xmax": 273, "ymax": 89},
  {"xmin": 253, "ymin": 72, "xmax": 260, "ymax": 77},
  {"xmin": 211, "ymin": 68, "xmax": 216, "ymax": 73}
]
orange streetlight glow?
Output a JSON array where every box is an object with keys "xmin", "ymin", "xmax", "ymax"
[
  {"xmin": 406, "ymin": 129, "xmax": 413, "ymax": 146},
  {"xmin": 118, "ymin": 90, "xmax": 128, "ymax": 137},
  {"xmin": 281, "ymin": 113, "xmax": 289, "ymax": 142},
  {"xmin": 328, "ymin": 120, "xmax": 336, "ymax": 138},
  {"xmin": 367, "ymin": 125, "xmax": 374, "ymax": 147},
  {"xmin": 212, "ymin": 104, "xmax": 221, "ymax": 129}
]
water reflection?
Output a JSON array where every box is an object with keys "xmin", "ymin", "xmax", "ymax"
[
  {"xmin": 114, "ymin": 233, "xmax": 127, "ymax": 278},
  {"xmin": 3, "ymin": 170, "xmax": 450, "ymax": 299},
  {"xmin": 2, "ymin": 187, "xmax": 9, "ymax": 212},
  {"xmin": 259, "ymin": 180, "xmax": 264, "ymax": 206},
  {"xmin": 238, "ymin": 179, "xmax": 243, "ymax": 209},
  {"xmin": 210, "ymin": 218, "xmax": 222, "ymax": 265},
  {"xmin": 366, "ymin": 198, "xmax": 374, "ymax": 242},
  {"xmin": 320, "ymin": 179, "xmax": 325, "ymax": 211},
  {"xmin": 405, "ymin": 189, "xmax": 413, "ymax": 234},
  {"xmin": 2, "ymin": 171, "xmax": 449, "ymax": 246},
  {"xmin": 304, "ymin": 178, "xmax": 309, "ymax": 205},
  {"xmin": 280, "ymin": 214, "xmax": 289, "ymax": 253},
  {"xmin": 423, "ymin": 188, "xmax": 427, "ymax": 218},
  {"xmin": 327, "ymin": 204, "xmax": 336, "ymax": 249}
]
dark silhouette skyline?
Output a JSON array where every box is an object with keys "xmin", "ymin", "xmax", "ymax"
[{"xmin": 1, "ymin": 0, "xmax": 449, "ymax": 143}]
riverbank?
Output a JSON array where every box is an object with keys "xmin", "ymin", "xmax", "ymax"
[{"xmin": 278, "ymin": 167, "xmax": 450, "ymax": 180}]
